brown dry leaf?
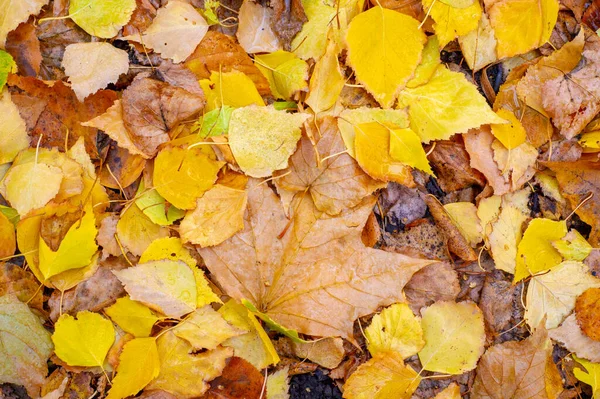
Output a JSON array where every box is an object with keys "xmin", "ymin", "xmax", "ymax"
[
  {"xmin": 423, "ymin": 195, "xmax": 478, "ymax": 261},
  {"xmin": 205, "ymin": 357, "xmax": 265, "ymax": 399},
  {"xmin": 122, "ymin": 0, "xmax": 158, "ymax": 38},
  {"xmin": 479, "ymin": 269, "xmax": 523, "ymax": 340},
  {"xmin": 5, "ymin": 22, "xmax": 41, "ymax": 77},
  {"xmin": 99, "ymin": 143, "xmax": 146, "ymax": 190},
  {"xmin": 463, "ymin": 127, "xmax": 511, "ymax": 195},
  {"xmin": 542, "ymin": 29, "xmax": 600, "ymax": 139},
  {"xmin": 121, "ymin": 77, "xmax": 205, "ymax": 157},
  {"xmin": 198, "ymin": 180, "xmax": 434, "ymax": 339},
  {"xmin": 270, "ymin": 0, "xmax": 307, "ymax": 49},
  {"xmin": 472, "ymin": 326, "xmax": 563, "ymax": 399},
  {"xmin": 0, "ymin": 263, "xmax": 43, "ymax": 311},
  {"xmin": 236, "ymin": 0, "xmax": 281, "ymax": 53},
  {"xmin": 292, "ymin": 337, "xmax": 345, "ymax": 369},
  {"xmin": 549, "ymin": 314, "xmax": 600, "ymax": 362},
  {"xmin": 274, "ymin": 117, "xmax": 384, "ymax": 216},
  {"xmin": 7, "ymin": 75, "xmax": 116, "ymax": 159},
  {"xmin": 545, "ymin": 160, "xmax": 600, "ymax": 245},
  {"xmin": 185, "ymin": 31, "xmax": 271, "ymax": 96},
  {"xmin": 97, "ymin": 213, "xmax": 120, "ymax": 257},
  {"xmin": 491, "ymin": 140, "xmax": 538, "ymax": 191},
  {"xmin": 427, "ymin": 140, "xmax": 486, "ymax": 192},
  {"xmin": 404, "ymin": 262, "xmax": 460, "ymax": 315},
  {"xmin": 575, "ymin": 287, "xmax": 600, "ymax": 341}
]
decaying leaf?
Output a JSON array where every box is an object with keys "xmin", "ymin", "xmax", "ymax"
[
  {"xmin": 549, "ymin": 314, "xmax": 600, "ymax": 362},
  {"xmin": 575, "ymin": 287, "xmax": 600, "ymax": 341},
  {"xmin": 0, "ymin": 0, "xmax": 49, "ymax": 47}
]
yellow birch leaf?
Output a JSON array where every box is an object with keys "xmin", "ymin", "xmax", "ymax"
[
  {"xmin": 148, "ymin": 331, "xmax": 233, "ymax": 398},
  {"xmin": 487, "ymin": 0, "xmax": 559, "ymax": 59},
  {"xmin": 398, "ymin": 65, "xmax": 507, "ymax": 143},
  {"xmin": 488, "ymin": 205, "xmax": 528, "ymax": 273},
  {"xmin": 218, "ymin": 299, "xmax": 280, "ymax": 370},
  {"xmin": 345, "ymin": 6, "xmax": 426, "ymax": 108},
  {"xmin": 580, "ymin": 131, "xmax": 600, "ymax": 152},
  {"xmin": 406, "ymin": 36, "xmax": 441, "ymax": 89},
  {"xmin": 0, "ymin": 0, "xmax": 49, "ymax": 47},
  {"xmin": 574, "ymin": 356, "xmax": 600, "ymax": 399},
  {"xmin": 113, "ymin": 260, "xmax": 197, "ymax": 318},
  {"xmin": 291, "ymin": 0, "xmax": 339, "ymax": 60},
  {"xmin": 389, "ymin": 127, "xmax": 434, "ymax": 175},
  {"xmin": 135, "ymin": 176, "xmax": 184, "ymax": 226},
  {"xmin": 418, "ymin": 301, "xmax": 485, "ymax": 374},
  {"xmin": 552, "ymin": 229, "xmax": 592, "ymax": 262},
  {"xmin": 39, "ymin": 205, "xmax": 98, "ymax": 280},
  {"xmin": 122, "ymin": 1, "xmax": 209, "ymax": 62},
  {"xmin": 422, "ymin": 0, "xmax": 481, "ymax": 48},
  {"xmin": 200, "ymin": 71, "xmax": 264, "ymax": 112},
  {"xmin": 52, "ymin": 311, "xmax": 114, "ymax": 367},
  {"xmin": 365, "ymin": 303, "xmax": 424, "ymax": 358},
  {"xmin": 354, "ymin": 123, "xmax": 415, "ymax": 185},
  {"xmin": 153, "ymin": 146, "xmax": 224, "ymax": 210},
  {"xmin": 194, "ymin": 268, "xmax": 222, "ymax": 307},
  {"xmin": 69, "ymin": 0, "xmax": 136, "ymax": 39},
  {"xmin": 459, "ymin": 13, "xmax": 498, "ymax": 71},
  {"xmin": 3, "ymin": 162, "xmax": 63, "ymax": 216},
  {"xmin": 105, "ymin": 297, "xmax": 159, "ymax": 338},
  {"xmin": 229, "ymin": 105, "xmax": 310, "ymax": 177},
  {"xmin": 434, "ymin": 383, "xmax": 461, "ymax": 399},
  {"xmin": 525, "ymin": 261, "xmax": 600, "ymax": 329},
  {"xmin": 173, "ymin": 305, "xmax": 245, "ymax": 350},
  {"xmin": 338, "ymin": 108, "xmax": 409, "ymax": 158},
  {"xmin": 343, "ymin": 352, "xmax": 421, "ymax": 399},
  {"xmin": 255, "ymin": 51, "xmax": 308, "ymax": 99},
  {"xmin": 139, "ymin": 237, "xmax": 196, "ymax": 267},
  {"xmin": 0, "ymin": 90, "xmax": 28, "ymax": 165},
  {"xmin": 444, "ymin": 202, "xmax": 483, "ymax": 247},
  {"xmin": 267, "ymin": 367, "xmax": 290, "ymax": 399},
  {"xmin": 491, "ymin": 109, "xmax": 527, "ymax": 149},
  {"xmin": 179, "ymin": 184, "xmax": 247, "ymax": 247},
  {"xmin": 106, "ymin": 338, "xmax": 160, "ymax": 399},
  {"xmin": 116, "ymin": 204, "xmax": 169, "ymax": 257},
  {"xmin": 305, "ymin": 37, "xmax": 345, "ymax": 113},
  {"xmin": 48, "ymin": 253, "xmax": 100, "ymax": 292},
  {"xmin": 514, "ymin": 218, "xmax": 568, "ymax": 283}
]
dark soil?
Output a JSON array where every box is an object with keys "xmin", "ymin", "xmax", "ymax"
[{"xmin": 289, "ymin": 370, "xmax": 342, "ymax": 399}]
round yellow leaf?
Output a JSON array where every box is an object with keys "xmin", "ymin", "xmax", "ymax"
[{"xmin": 365, "ymin": 303, "xmax": 424, "ymax": 358}]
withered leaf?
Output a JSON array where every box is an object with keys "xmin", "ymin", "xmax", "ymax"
[
  {"xmin": 5, "ymin": 23, "xmax": 41, "ymax": 77},
  {"xmin": 427, "ymin": 139, "xmax": 486, "ymax": 192},
  {"xmin": 404, "ymin": 262, "xmax": 460, "ymax": 315},
  {"xmin": 198, "ymin": 180, "xmax": 434, "ymax": 339}
]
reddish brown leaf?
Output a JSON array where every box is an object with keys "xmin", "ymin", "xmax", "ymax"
[
  {"xmin": 204, "ymin": 357, "xmax": 265, "ymax": 399},
  {"xmin": 5, "ymin": 23, "xmax": 41, "ymax": 77},
  {"xmin": 427, "ymin": 139, "xmax": 486, "ymax": 192},
  {"xmin": 99, "ymin": 143, "xmax": 147, "ymax": 190}
]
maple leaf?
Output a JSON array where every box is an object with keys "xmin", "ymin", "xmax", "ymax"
[
  {"xmin": 198, "ymin": 180, "xmax": 434, "ymax": 339},
  {"xmin": 472, "ymin": 326, "xmax": 563, "ymax": 398}
]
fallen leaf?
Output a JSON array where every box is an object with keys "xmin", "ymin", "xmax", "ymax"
[
  {"xmin": 124, "ymin": 1, "xmax": 208, "ymax": 63},
  {"xmin": 459, "ymin": 13, "xmax": 497, "ymax": 71},
  {"xmin": 292, "ymin": 337, "xmax": 345, "ymax": 369},
  {"xmin": 553, "ymin": 229, "xmax": 593, "ymax": 261},
  {"xmin": 491, "ymin": 109, "xmax": 527, "ymax": 149},
  {"xmin": 345, "ymin": 6, "xmax": 426, "ymax": 108},
  {"xmin": 270, "ymin": 0, "xmax": 307, "ymax": 50},
  {"xmin": 274, "ymin": 116, "xmax": 384, "ymax": 216},
  {"xmin": 422, "ymin": 0, "xmax": 481, "ymax": 47},
  {"xmin": 305, "ymin": 37, "xmax": 345, "ymax": 113},
  {"xmin": 113, "ymin": 260, "xmax": 197, "ymax": 318},
  {"xmin": 463, "ymin": 127, "xmax": 511, "ymax": 195},
  {"xmin": 3, "ymin": 161, "xmax": 63, "ymax": 216},
  {"xmin": 266, "ymin": 367, "xmax": 290, "ymax": 399},
  {"xmin": 472, "ymin": 326, "xmax": 563, "ymax": 398},
  {"xmin": 404, "ymin": 262, "xmax": 461, "ymax": 314},
  {"xmin": 62, "ymin": 43, "xmax": 129, "ymax": 101},
  {"xmin": 200, "ymin": 70, "xmax": 264, "ymax": 111},
  {"xmin": 0, "ymin": 0, "xmax": 49, "ymax": 47},
  {"xmin": 418, "ymin": 300, "xmax": 485, "ymax": 374},
  {"xmin": 434, "ymin": 383, "xmax": 461, "ymax": 399},
  {"xmin": 136, "ymin": 174, "xmax": 185, "ymax": 226},
  {"xmin": 147, "ymin": 331, "xmax": 233, "ymax": 398},
  {"xmin": 138, "ymin": 236, "xmax": 197, "ymax": 268},
  {"xmin": 0, "ymin": 50, "xmax": 16, "ymax": 90},
  {"xmin": 398, "ymin": 66, "xmax": 506, "ymax": 143},
  {"xmin": 444, "ymin": 202, "xmax": 483, "ymax": 247},
  {"xmin": 525, "ymin": 261, "xmax": 600, "ymax": 329},
  {"xmin": 0, "ymin": 294, "xmax": 53, "ymax": 398},
  {"xmin": 0, "ymin": 263, "xmax": 43, "ymax": 309},
  {"xmin": 549, "ymin": 314, "xmax": 600, "ymax": 362},
  {"xmin": 69, "ymin": 0, "xmax": 136, "ymax": 38},
  {"xmin": 365, "ymin": 303, "xmax": 424, "ymax": 358},
  {"xmin": 427, "ymin": 139, "xmax": 486, "ymax": 192},
  {"xmin": 255, "ymin": 50, "xmax": 308, "ymax": 99},
  {"xmin": 116, "ymin": 204, "xmax": 169, "ymax": 257},
  {"xmin": 574, "ymin": 356, "xmax": 600, "ymax": 398},
  {"xmin": 173, "ymin": 306, "xmax": 245, "ymax": 350},
  {"xmin": 406, "ymin": 35, "xmax": 440, "ymax": 89},
  {"xmin": 575, "ymin": 287, "xmax": 600, "ymax": 341},
  {"xmin": 99, "ymin": 143, "xmax": 146, "ymax": 189},
  {"xmin": 0, "ymin": 90, "xmax": 29, "ymax": 165},
  {"xmin": 205, "ymin": 357, "xmax": 265, "ymax": 399},
  {"xmin": 228, "ymin": 105, "xmax": 309, "ymax": 177},
  {"xmin": 106, "ymin": 338, "xmax": 160, "ymax": 399},
  {"xmin": 236, "ymin": 0, "xmax": 280, "ymax": 53},
  {"xmin": 5, "ymin": 23, "xmax": 40, "ymax": 77},
  {"xmin": 343, "ymin": 352, "xmax": 421, "ymax": 399},
  {"xmin": 491, "ymin": 139, "xmax": 538, "ymax": 191},
  {"xmin": 105, "ymin": 296, "xmax": 159, "ymax": 338},
  {"xmin": 52, "ymin": 311, "xmax": 114, "ymax": 367},
  {"xmin": 291, "ymin": 0, "xmax": 339, "ymax": 60}
]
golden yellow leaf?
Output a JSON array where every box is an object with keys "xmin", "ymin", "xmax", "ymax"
[
  {"xmin": 0, "ymin": 212, "xmax": 15, "ymax": 259},
  {"xmin": 0, "ymin": 90, "xmax": 28, "ymax": 165},
  {"xmin": 406, "ymin": 36, "xmax": 440, "ymax": 89},
  {"xmin": 194, "ymin": 268, "xmax": 222, "ymax": 308},
  {"xmin": 459, "ymin": 13, "xmax": 497, "ymax": 71},
  {"xmin": 173, "ymin": 305, "xmax": 245, "ymax": 350},
  {"xmin": 443, "ymin": 202, "xmax": 483, "ymax": 247},
  {"xmin": 228, "ymin": 105, "xmax": 309, "ymax": 177},
  {"xmin": 345, "ymin": 6, "xmax": 426, "ymax": 108},
  {"xmin": 553, "ymin": 229, "xmax": 592, "ymax": 262},
  {"xmin": 514, "ymin": 218, "xmax": 568, "ymax": 283},
  {"xmin": 267, "ymin": 367, "xmax": 290, "ymax": 399},
  {"xmin": 574, "ymin": 356, "xmax": 600, "ymax": 398},
  {"xmin": 491, "ymin": 109, "xmax": 527, "ymax": 149},
  {"xmin": 153, "ymin": 146, "xmax": 224, "ymax": 210},
  {"xmin": 487, "ymin": 204, "xmax": 528, "ymax": 273},
  {"xmin": 179, "ymin": 184, "xmax": 247, "ymax": 247},
  {"xmin": 365, "ymin": 303, "xmax": 424, "ymax": 358},
  {"xmin": 116, "ymin": 204, "xmax": 169, "ymax": 257},
  {"xmin": 487, "ymin": 0, "xmax": 559, "ymax": 59},
  {"xmin": 48, "ymin": 253, "xmax": 100, "ymax": 292},
  {"xmin": 39, "ymin": 205, "xmax": 98, "ymax": 280},
  {"xmin": 218, "ymin": 299, "xmax": 280, "ymax": 370},
  {"xmin": 389, "ymin": 127, "xmax": 434, "ymax": 175},
  {"xmin": 139, "ymin": 236, "xmax": 196, "ymax": 267},
  {"xmin": 398, "ymin": 66, "xmax": 506, "ymax": 143},
  {"xmin": 52, "ymin": 311, "xmax": 114, "ymax": 367},
  {"xmin": 3, "ymin": 162, "xmax": 63, "ymax": 216},
  {"xmin": 354, "ymin": 122, "xmax": 416, "ymax": 185},
  {"xmin": 422, "ymin": 0, "xmax": 481, "ymax": 48},
  {"xmin": 105, "ymin": 297, "xmax": 159, "ymax": 338},
  {"xmin": 106, "ymin": 338, "xmax": 160, "ymax": 399},
  {"xmin": 343, "ymin": 352, "xmax": 421, "ymax": 399},
  {"xmin": 200, "ymin": 71, "xmax": 264, "ymax": 112},
  {"xmin": 113, "ymin": 260, "xmax": 197, "ymax": 318},
  {"xmin": 434, "ymin": 383, "xmax": 461, "ymax": 399},
  {"xmin": 148, "ymin": 331, "xmax": 233, "ymax": 398},
  {"xmin": 418, "ymin": 301, "xmax": 485, "ymax": 374},
  {"xmin": 255, "ymin": 51, "xmax": 308, "ymax": 99},
  {"xmin": 291, "ymin": 0, "xmax": 340, "ymax": 60},
  {"xmin": 135, "ymin": 175, "xmax": 184, "ymax": 226},
  {"xmin": 525, "ymin": 261, "xmax": 600, "ymax": 329},
  {"xmin": 305, "ymin": 37, "xmax": 345, "ymax": 113}
]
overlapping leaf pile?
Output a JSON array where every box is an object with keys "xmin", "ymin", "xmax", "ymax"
[{"xmin": 1, "ymin": 0, "xmax": 600, "ymax": 397}]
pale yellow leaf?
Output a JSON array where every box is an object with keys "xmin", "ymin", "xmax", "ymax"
[
  {"xmin": 116, "ymin": 204, "xmax": 169, "ymax": 256},
  {"xmin": 173, "ymin": 305, "xmax": 245, "ymax": 350},
  {"xmin": 0, "ymin": 90, "xmax": 28, "ymax": 165},
  {"xmin": 365, "ymin": 303, "xmax": 424, "ymax": 358}
]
